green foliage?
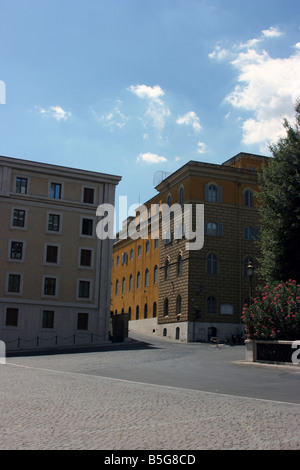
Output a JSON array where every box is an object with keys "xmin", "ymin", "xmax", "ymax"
[
  {"xmin": 257, "ymin": 101, "xmax": 300, "ymax": 283},
  {"xmin": 242, "ymin": 280, "xmax": 300, "ymax": 340}
]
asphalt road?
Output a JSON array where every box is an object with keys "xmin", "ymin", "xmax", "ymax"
[{"xmin": 81, "ymin": 332, "xmax": 300, "ymax": 405}]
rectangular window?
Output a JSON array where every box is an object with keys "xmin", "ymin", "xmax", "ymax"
[
  {"xmin": 50, "ymin": 183, "xmax": 62, "ymax": 199},
  {"xmin": 81, "ymin": 218, "xmax": 93, "ymax": 236},
  {"xmin": 8, "ymin": 274, "xmax": 21, "ymax": 292},
  {"xmin": 79, "ymin": 280, "xmax": 90, "ymax": 298},
  {"xmin": 77, "ymin": 313, "xmax": 89, "ymax": 330},
  {"xmin": 10, "ymin": 241, "xmax": 23, "ymax": 260},
  {"xmin": 6, "ymin": 308, "xmax": 18, "ymax": 327},
  {"xmin": 16, "ymin": 177, "xmax": 28, "ymax": 194},
  {"xmin": 46, "ymin": 245, "xmax": 58, "ymax": 263},
  {"xmin": 80, "ymin": 249, "xmax": 92, "ymax": 267},
  {"xmin": 42, "ymin": 310, "xmax": 55, "ymax": 328},
  {"xmin": 44, "ymin": 277, "xmax": 56, "ymax": 296},
  {"xmin": 48, "ymin": 214, "xmax": 60, "ymax": 232},
  {"xmin": 83, "ymin": 187, "xmax": 94, "ymax": 204},
  {"xmin": 13, "ymin": 209, "xmax": 25, "ymax": 227}
]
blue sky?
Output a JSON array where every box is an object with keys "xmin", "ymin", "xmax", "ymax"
[{"xmin": 1, "ymin": 0, "xmax": 300, "ymax": 224}]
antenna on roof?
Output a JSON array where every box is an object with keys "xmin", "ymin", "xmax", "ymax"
[{"xmin": 153, "ymin": 170, "xmax": 171, "ymax": 187}]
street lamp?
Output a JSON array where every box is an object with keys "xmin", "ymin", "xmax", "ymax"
[{"xmin": 246, "ymin": 261, "xmax": 255, "ymax": 303}]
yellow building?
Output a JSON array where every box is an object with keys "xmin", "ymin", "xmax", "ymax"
[
  {"xmin": 0, "ymin": 155, "xmax": 121, "ymax": 351},
  {"xmin": 111, "ymin": 152, "xmax": 268, "ymax": 342}
]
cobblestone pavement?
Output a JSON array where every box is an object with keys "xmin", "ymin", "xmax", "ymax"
[{"xmin": 1, "ymin": 336, "xmax": 300, "ymax": 450}]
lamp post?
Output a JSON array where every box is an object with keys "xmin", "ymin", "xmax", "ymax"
[{"xmin": 246, "ymin": 261, "xmax": 255, "ymax": 304}]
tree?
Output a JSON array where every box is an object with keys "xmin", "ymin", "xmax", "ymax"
[{"xmin": 257, "ymin": 101, "xmax": 300, "ymax": 283}]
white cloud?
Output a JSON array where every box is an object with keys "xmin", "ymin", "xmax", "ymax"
[
  {"xmin": 197, "ymin": 141, "xmax": 207, "ymax": 154},
  {"xmin": 262, "ymin": 26, "xmax": 282, "ymax": 38},
  {"xmin": 128, "ymin": 84, "xmax": 164, "ymax": 101},
  {"xmin": 208, "ymin": 45, "xmax": 230, "ymax": 60},
  {"xmin": 209, "ymin": 26, "xmax": 300, "ymax": 150},
  {"xmin": 176, "ymin": 111, "xmax": 202, "ymax": 133},
  {"xmin": 94, "ymin": 101, "xmax": 128, "ymax": 130},
  {"xmin": 36, "ymin": 105, "xmax": 71, "ymax": 121},
  {"xmin": 128, "ymin": 84, "xmax": 170, "ymax": 132},
  {"xmin": 136, "ymin": 152, "xmax": 167, "ymax": 164}
]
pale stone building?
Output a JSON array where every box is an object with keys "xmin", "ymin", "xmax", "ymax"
[{"xmin": 0, "ymin": 155, "xmax": 121, "ymax": 351}]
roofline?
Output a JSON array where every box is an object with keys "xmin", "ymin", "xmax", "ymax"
[{"xmin": 0, "ymin": 155, "xmax": 122, "ymax": 184}]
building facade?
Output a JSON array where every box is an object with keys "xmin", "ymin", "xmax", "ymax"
[
  {"xmin": 111, "ymin": 153, "xmax": 268, "ymax": 342},
  {"xmin": 0, "ymin": 155, "xmax": 121, "ymax": 350}
]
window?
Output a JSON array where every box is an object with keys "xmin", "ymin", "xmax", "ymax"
[
  {"xmin": 177, "ymin": 295, "xmax": 182, "ymax": 315},
  {"xmin": 205, "ymin": 184, "xmax": 222, "ymax": 203},
  {"xmin": 8, "ymin": 274, "xmax": 21, "ymax": 293},
  {"xmin": 128, "ymin": 307, "xmax": 132, "ymax": 320},
  {"xmin": 137, "ymin": 271, "xmax": 141, "ymax": 288},
  {"xmin": 130, "ymin": 248, "xmax": 134, "ymax": 260},
  {"xmin": 77, "ymin": 313, "xmax": 89, "ymax": 330},
  {"xmin": 153, "ymin": 301, "xmax": 157, "ymax": 318},
  {"xmin": 176, "ymin": 327, "xmax": 180, "ymax": 340},
  {"xmin": 154, "ymin": 237, "xmax": 159, "ymax": 249},
  {"xmin": 122, "ymin": 277, "xmax": 126, "ymax": 293},
  {"xmin": 129, "ymin": 274, "xmax": 133, "ymax": 291},
  {"xmin": 205, "ymin": 222, "xmax": 224, "ymax": 237},
  {"xmin": 138, "ymin": 245, "xmax": 141, "ymax": 257},
  {"xmin": 44, "ymin": 277, "xmax": 56, "ymax": 296},
  {"xmin": 42, "ymin": 310, "xmax": 55, "ymax": 329},
  {"xmin": 244, "ymin": 189, "xmax": 253, "ymax": 207},
  {"xmin": 167, "ymin": 193, "xmax": 172, "ymax": 207},
  {"xmin": 243, "ymin": 226, "xmax": 259, "ymax": 241},
  {"xmin": 208, "ymin": 185, "xmax": 217, "ymax": 202},
  {"xmin": 116, "ymin": 255, "xmax": 120, "ymax": 266},
  {"xmin": 80, "ymin": 249, "xmax": 92, "ymax": 267},
  {"xmin": 79, "ymin": 280, "xmax": 90, "ymax": 298},
  {"xmin": 165, "ymin": 258, "xmax": 170, "ymax": 280},
  {"xmin": 154, "ymin": 265, "xmax": 158, "ymax": 284},
  {"xmin": 13, "ymin": 209, "xmax": 25, "ymax": 227},
  {"xmin": 115, "ymin": 279, "xmax": 119, "ymax": 295},
  {"xmin": 177, "ymin": 254, "xmax": 183, "ymax": 276},
  {"xmin": 207, "ymin": 222, "xmax": 217, "ymax": 236},
  {"xmin": 46, "ymin": 245, "xmax": 58, "ymax": 263},
  {"xmin": 136, "ymin": 305, "xmax": 139, "ymax": 320},
  {"xmin": 50, "ymin": 182, "xmax": 62, "ymax": 199},
  {"xmin": 83, "ymin": 187, "xmax": 94, "ymax": 204},
  {"xmin": 144, "ymin": 303, "xmax": 148, "ymax": 319},
  {"xmin": 16, "ymin": 177, "xmax": 27, "ymax": 194},
  {"xmin": 6, "ymin": 308, "xmax": 18, "ymax": 327},
  {"xmin": 164, "ymin": 298, "xmax": 169, "ymax": 316},
  {"xmin": 10, "ymin": 241, "xmax": 23, "ymax": 260},
  {"xmin": 207, "ymin": 296, "xmax": 217, "ymax": 314},
  {"xmin": 145, "ymin": 268, "xmax": 149, "ymax": 287},
  {"xmin": 207, "ymin": 253, "xmax": 218, "ymax": 275},
  {"xmin": 146, "ymin": 240, "xmax": 150, "ymax": 253},
  {"xmin": 179, "ymin": 186, "xmax": 184, "ymax": 205},
  {"xmin": 81, "ymin": 218, "xmax": 93, "ymax": 236},
  {"xmin": 48, "ymin": 214, "xmax": 60, "ymax": 232}
]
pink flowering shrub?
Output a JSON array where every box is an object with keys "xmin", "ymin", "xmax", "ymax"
[{"xmin": 242, "ymin": 280, "xmax": 300, "ymax": 340}]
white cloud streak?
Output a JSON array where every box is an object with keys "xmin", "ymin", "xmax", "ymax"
[
  {"xmin": 36, "ymin": 105, "xmax": 72, "ymax": 121},
  {"xmin": 128, "ymin": 84, "xmax": 170, "ymax": 132},
  {"xmin": 176, "ymin": 111, "xmax": 202, "ymax": 133},
  {"xmin": 136, "ymin": 152, "xmax": 167, "ymax": 164}
]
